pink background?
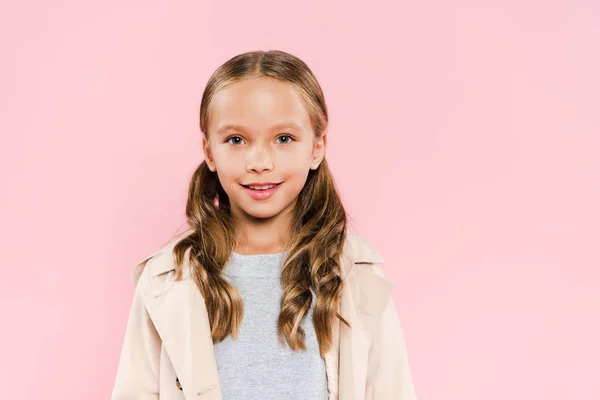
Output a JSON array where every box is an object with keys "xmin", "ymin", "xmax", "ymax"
[{"xmin": 1, "ymin": 0, "xmax": 599, "ymax": 398}]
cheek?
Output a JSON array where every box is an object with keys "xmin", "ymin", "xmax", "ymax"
[
  {"xmin": 213, "ymin": 162, "xmax": 241, "ymax": 190},
  {"xmin": 279, "ymin": 159, "xmax": 312, "ymax": 185},
  {"xmin": 275, "ymin": 149, "xmax": 313, "ymax": 184},
  {"xmin": 212, "ymin": 149, "xmax": 242, "ymax": 175},
  {"xmin": 278, "ymin": 147, "xmax": 314, "ymax": 169}
]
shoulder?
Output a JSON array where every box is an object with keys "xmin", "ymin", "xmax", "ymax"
[
  {"xmin": 345, "ymin": 231, "xmax": 385, "ymax": 264},
  {"xmin": 129, "ymin": 229, "xmax": 386, "ymax": 285},
  {"xmin": 129, "ymin": 228, "xmax": 194, "ymax": 286},
  {"xmin": 340, "ymin": 231, "xmax": 387, "ymax": 280},
  {"xmin": 344, "ymin": 232, "xmax": 395, "ymax": 317}
]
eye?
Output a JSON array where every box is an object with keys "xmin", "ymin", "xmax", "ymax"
[
  {"xmin": 276, "ymin": 134, "xmax": 295, "ymax": 144},
  {"xmin": 225, "ymin": 136, "xmax": 245, "ymax": 145}
]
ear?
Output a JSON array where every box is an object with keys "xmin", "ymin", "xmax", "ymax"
[
  {"xmin": 202, "ymin": 136, "xmax": 217, "ymax": 172},
  {"xmin": 310, "ymin": 132, "xmax": 327, "ymax": 170}
]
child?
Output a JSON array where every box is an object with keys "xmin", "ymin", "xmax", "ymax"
[{"xmin": 111, "ymin": 50, "xmax": 417, "ymax": 400}]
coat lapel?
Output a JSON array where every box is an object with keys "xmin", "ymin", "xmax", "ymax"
[
  {"xmin": 138, "ymin": 231, "xmax": 395, "ymax": 400},
  {"xmin": 333, "ymin": 233, "xmax": 396, "ymax": 400},
  {"xmin": 140, "ymin": 236, "xmax": 222, "ymax": 400}
]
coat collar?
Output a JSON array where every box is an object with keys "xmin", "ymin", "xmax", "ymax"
[
  {"xmin": 133, "ymin": 230, "xmax": 395, "ymax": 400},
  {"xmin": 134, "ymin": 230, "xmax": 387, "ymax": 280}
]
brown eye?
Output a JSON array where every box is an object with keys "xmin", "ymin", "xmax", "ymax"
[
  {"xmin": 276, "ymin": 134, "xmax": 294, "ymax": 144},
  {"xmin": 226, "ymin": 136, "xmax": 245, "ymax": 145}
]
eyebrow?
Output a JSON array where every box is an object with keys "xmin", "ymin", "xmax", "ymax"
[{"xmin": 216, "ymin": 122, "xmax": 303, "ymax": 135}]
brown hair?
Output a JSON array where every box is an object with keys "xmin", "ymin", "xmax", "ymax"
[{"xmin": 172, "ymin": 50, "xmax": 349, "ymax": 357}]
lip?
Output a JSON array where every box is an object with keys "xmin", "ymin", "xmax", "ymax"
[
  {"xmin": 241, "ymin": 182, "xmax": 281, "ymax": 200},
  {"xmin": 242, "ymin": 182, "xmax": 281, "ymax": 186}
]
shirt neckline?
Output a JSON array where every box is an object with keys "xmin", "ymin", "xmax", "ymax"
[{"xmin": 231, "ymin": 250, "xmax": 287, "ymax": 258}]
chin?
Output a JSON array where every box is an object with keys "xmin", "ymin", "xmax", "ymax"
[
  {"xmin": 239, "ymin": 203, "xmax": 284, "ymax": 220},
  {"xmin": 244, "ymin": 209, "xmax": 281, "ymax": 220}
]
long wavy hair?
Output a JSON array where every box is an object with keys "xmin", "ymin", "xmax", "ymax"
[{"xmin": 172, "ymin": 50, "xmax": 349, "ymax": 357}]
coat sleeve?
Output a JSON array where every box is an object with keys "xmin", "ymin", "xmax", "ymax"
[
  {"xmin": 111, "ymin": 257, "xmax": 161, "ymax": 400},
  {"xmin": 365, "ymin": 264, "xmax": 418, "ymax": 399}
]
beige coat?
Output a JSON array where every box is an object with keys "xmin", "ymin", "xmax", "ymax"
[{"xmin": 111, "ymin": 231, "xmax": 417, "ymax": 400}]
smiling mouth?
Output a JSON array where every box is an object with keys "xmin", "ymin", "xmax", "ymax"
[{"xmin": 241, "ymin": 183, "xmax": 282, "ymax": 190}]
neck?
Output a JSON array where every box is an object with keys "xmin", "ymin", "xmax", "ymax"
[{"xmin": 233, "ymin": 211, "xmax": 293, "ymax": 255}]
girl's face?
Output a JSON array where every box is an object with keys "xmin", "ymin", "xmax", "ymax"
[{"xmin": 203, "ymin": 77, "xmax": 326, "ymax": 221}]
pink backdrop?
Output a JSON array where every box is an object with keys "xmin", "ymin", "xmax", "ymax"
[{"xmin": 1, "ymin": 0, "xmax": 598, "ymax": 398}]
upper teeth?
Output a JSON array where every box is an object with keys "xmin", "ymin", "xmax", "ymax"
[{"xmin": 249, "ymin": 184, "xmax": 276, "ymax": 190}]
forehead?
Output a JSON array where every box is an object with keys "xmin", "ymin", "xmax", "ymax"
[{"xmin": 207, "ymin": 78, "xmax": 312, "ymax": 135}]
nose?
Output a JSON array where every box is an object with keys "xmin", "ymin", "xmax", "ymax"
[{"xmin": 246, "ymin": 144, "xmax": 274, "ymax": 173}]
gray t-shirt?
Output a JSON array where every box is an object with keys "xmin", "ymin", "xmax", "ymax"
[{"xmin": 212, "ymin": 251, "xmax": 328, "ymax": 400}]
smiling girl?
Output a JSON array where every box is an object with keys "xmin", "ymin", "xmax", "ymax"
[{"xmin": 111, "ymin": 50, "xmax": 417, "ymax": 400}]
